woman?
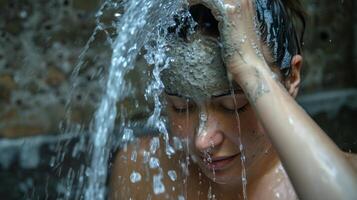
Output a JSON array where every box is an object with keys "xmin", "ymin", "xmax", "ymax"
[{"xmin": 110, "ymin": 0, "xmax": 357, "ymax": 199}]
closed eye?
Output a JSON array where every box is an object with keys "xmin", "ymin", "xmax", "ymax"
[
  {"xmin": 216, "ymin": 94, "xmax": 249, "ymax": 113},
  {"xmin": 221, "ymin": 102, "xmax": 249, "ymax": 113},
  {"xmin": 172, "ymin": 105, "xmax": 193, "ymax": 113},
  {"xmin": 166, "ymin": 95, "xmax": 196, "ymax": 114}
]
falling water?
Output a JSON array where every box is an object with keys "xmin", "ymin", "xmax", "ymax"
[
  {"xmin": 79, "ymin": 0, "xmax": 248, "ymax": 199},
  {"xmin": 231, "ymin": 88, "xmax": 248, "ymax": 200},
  {"xmin": 84, "ymin": 0, "xmax": 185, "ymax": 199},
  {"xmin": 63, "ymin": 1, "xmax": 113, "ymax": 127}
]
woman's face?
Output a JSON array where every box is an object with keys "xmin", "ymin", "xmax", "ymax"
[
  {"xmin": 165, "ymin": 88, "xmax": 272, "ymax": 185},
  {"xmin": 162, "ymin": 32, "xmax": 282, "ymax": 186}
]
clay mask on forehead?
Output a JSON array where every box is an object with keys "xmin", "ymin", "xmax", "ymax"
[{"xmin": 162, "ymin": 34, "xmax": 234, "ymax": 100}]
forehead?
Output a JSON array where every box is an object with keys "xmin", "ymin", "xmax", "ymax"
[{"xmin": 161, "ymin": 35, "xmax": 233, "ymax": 99}]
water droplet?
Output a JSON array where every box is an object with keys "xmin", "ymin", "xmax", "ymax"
[
  {"xmin": 165, "ymin": 143, "xmax": 175, "ymax": 156},
  {"xmin": 173, "ymin": 136, "xmax": 183, "ymax": 150},
  {"xmin": 150, "ymin": 137, "xmax": 160, "ymax": 154},
  {"xmin": 180, "ymin": 162, "xmax": 189, "ymax": 176},
  {"xmin": 149, "ymin": 157, "xmax": 160, "ymax": 169},
  {"xmin": 95, "ymin": 11, "xmax": 103, "ymax": 18},
  {"xmin": 167, "ymin": 170, "xmax": 177, "ymax": 181},
  {"xmin": 153, "ymin": 173, "xmax": 165, "ymax": 194},
  {"xmin": 122, "ymin": 128, "xmax": 134, "ymax": 142},
  {"xmin": 130, "ymin": 171, "xmax": 142, "ymax": 183},
  {"xmin": 178, "ymin": 195, "xmax": 185, "ymax": 200},
  {"xmin": 19, "ymin": 10, "xmax": 27, "ymax": 18},
  {"xmin": 131, "ymin": 151, "xmax": 137, "ymax": 162},
  {"xmin": 143, "ymin": 150, "xmax": 150, "ymax": 163},
  {"xmin": 275, "ymin": 192, "xmax": 280, "ymax": 198},
  {"xmin": 264, "ymin": 149, "xmax": 269, "ymax": 155}
]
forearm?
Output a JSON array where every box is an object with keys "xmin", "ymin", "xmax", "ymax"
[{"xmin": 237, "ymin": 66, "xmax": 357, "ymax": 200}]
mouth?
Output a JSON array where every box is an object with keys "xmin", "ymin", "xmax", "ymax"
[{"xmin": 201, "ymin": 153, "xmax": 240, "ymax": 171}]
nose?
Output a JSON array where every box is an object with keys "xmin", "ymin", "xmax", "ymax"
[{"xmin": 195, "ymin": 111, "xmax": 224, "ymax": 153}]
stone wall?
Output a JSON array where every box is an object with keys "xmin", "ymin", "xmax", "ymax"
[
  {"xmin": 299, "ymin": 0, "xmax": 357, "ymax": 151},
  {"xmin": 0, "ymin": 0, "xmax": 109, "ymax": 138},
  {"xmin": 0, "ymin": 0, "xmax": 356, "ymax": 150},
  {"xmin": 300, "ymin": 0, "xmax": 356, "ymax": 92}
]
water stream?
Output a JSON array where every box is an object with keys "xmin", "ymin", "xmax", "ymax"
[
  {"xmin": 84, "ymin": 0, "xmax": 185, "ymax": 199},
  {"xmin": 43, "ymin": 0, "xmax": 251, "ymax": 198},
  {"xmin": 84, "ymin": 0, "xmax": 250, "ymax": 198},
  {"xmin": 231, "ymin": 88, "xmax": 248, "ymax": 200}
]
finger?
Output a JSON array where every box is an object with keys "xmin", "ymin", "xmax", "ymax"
[{"xmin": 238, "ymin": 0, "xmax": 265, "ymax": 64}]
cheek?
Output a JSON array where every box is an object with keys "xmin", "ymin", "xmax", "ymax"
[
  {"xmin": 238, "ymin": 107, "xmax": 271, "ymax": 158},
  {"xmin": 241, "ymin": 109, "xmax": 271, "ymax": 166},
  {"xmin": 218, "ymin": 107, "xmax": 255, "ymax": 143},
  {"xmin": 168, "ymin": 112, "xmax": 197, "ymax": 139},
  {"xmin": 219, "ymin": 115, "xmax": 241, "ymax": 145}
]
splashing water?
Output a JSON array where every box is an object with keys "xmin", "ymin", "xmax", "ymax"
[
  {"xmin": 198, "ymin": 110, "xmax": 208, "ymax": 135},
  {"xmin": 149, "ymin": 157, "xmax": 160, "ymax": 169},
  {"xmin": 84, "ymin": 0, "xmax": 185, "ymax": 199},
  {"xmin": 144, "ymin": 30, "xmax": 177, "ymax": 157},
  {"xmin": 207, "ymin": 183, "xmax": 216, "ymax": 200},
  {"xmin": 153, "ymin": 171, "xmax": 165, "ymax": 195},
  {"xmin": 168, "ymin": 170, "xmax": 177, "ymax": 181},
  {"xmin": 130, "ymin": 171, "xmax": 142, "ymax": 183},
  {"xmin": 83, "ymin": 0, "xmax": 250, "ymax": 199}
]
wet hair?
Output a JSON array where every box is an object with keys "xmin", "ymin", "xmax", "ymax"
[
  {"xmin": 170, "ymin": 0, "xmax": 306, "ymax": 77},
  {"xmin": 255, "ymin": 0, "xmax": 306, "ymax": 76}
]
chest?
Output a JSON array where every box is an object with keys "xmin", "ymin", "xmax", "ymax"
[{"xmin": 184, "ymin": 163, "xmax": 298, "ymax": 200}]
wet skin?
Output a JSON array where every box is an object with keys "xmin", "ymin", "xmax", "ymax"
[
  {"xmin": 109, "ymin": 134, "xmax": 298, "ymax": 199},
  {"xmin": 165, "ymin": 89, "xmax": 271, "ymax": 185},
  {"xmin": 110, "ymin": 0, "xmax": 357, "ymax": 199},
  {"xmin": 110, "ymin": 54, "xmax": 301, "ymax": 200},
  {"xmin": 187, "ymin": 0, "xmax": 357, "ymax": 199}
]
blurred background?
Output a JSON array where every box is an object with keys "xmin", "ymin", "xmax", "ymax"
[{"xmin": 0, "ymin": 0, "xmax": 356, "ymax": 199}]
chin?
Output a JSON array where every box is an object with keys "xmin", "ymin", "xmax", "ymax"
[{"xmin": 208, "ymin": 171, "xmax": 242, "ymax": 185}]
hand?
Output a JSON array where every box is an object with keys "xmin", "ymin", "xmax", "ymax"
[{"xmin": 188, "ymin": 0, "xmax": 272, "ymax": 84}]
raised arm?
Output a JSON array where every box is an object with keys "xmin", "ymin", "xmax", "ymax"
[
  {"xmin": 188, "ymin": 0, "xmax": 357, "ymax": 199},
  {"xmin": 237, "ymin": 53, "xmax": 357, "ymax": 200}
]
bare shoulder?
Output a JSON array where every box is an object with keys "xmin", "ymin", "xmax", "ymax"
[
  {"xmin": 109, "ymin": 136, "xmax": 184, "ymax": 200},
  {"xmin": 110, "ymin": 136, "xmax": 180, "ymax": 173},
  {"xmin": 250, "ymin": 160, "xmax": 298, "ymax": 200},
  {"xmin": 109, "ymin": 136, "xmax": 152, "ymax": 199},
  {"xmin": 344, "ymin": 152, "xmax": 357, "ymax": 170}
]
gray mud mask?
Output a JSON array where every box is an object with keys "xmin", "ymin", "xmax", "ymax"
[{"xmin": 162, "ymin": 35, "xmax": 234, "ymax": 100}]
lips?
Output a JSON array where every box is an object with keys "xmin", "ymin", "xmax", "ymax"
[{"xmin": 201, "ymin": 153, "xmax": 240, "ymax": 171}]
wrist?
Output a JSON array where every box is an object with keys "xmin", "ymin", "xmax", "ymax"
[
  {"xmin": 233, "ymin": 65, "xmax": 275, "ymax": 105},
  {"xmin": 232, "ymin": 64, "xmax": 273, "ymax": 87}
]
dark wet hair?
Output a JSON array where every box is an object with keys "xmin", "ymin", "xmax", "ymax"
[
  {"xmin": 171, "ymin": 0, "xmax": 306, "ymax": 77},
  {"xmin": 255, "ymin": 0, "xmax": 306, "ymax": 76}
]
